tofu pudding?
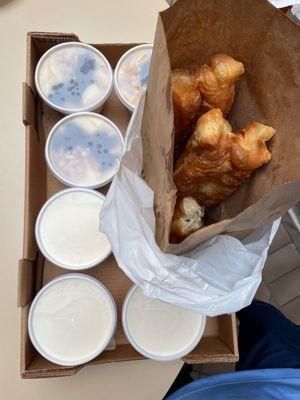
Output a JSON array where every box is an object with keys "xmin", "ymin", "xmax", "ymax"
[
  {"xmin": 35, "ymin": 188, "xmax": 111, "ymax": 270},
  {"xmin": 122, "ymin": 286, "xmax": 206, "ymax": 361},
  {"xmin": 114, "ymin": 44, "xmax": 153, "ymax": 111},
  {"xmin": 35, "ymin": 42, "xmax": 113, "ymax": 113},
  {"xmin": 46, "ymin": 113, "xmax": 124, "ymax": 188},
  {"xmin": 28, "ymin": 274, "xmax": 117, "ymax": 366}
]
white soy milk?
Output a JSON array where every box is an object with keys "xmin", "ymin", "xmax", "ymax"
[
  {"xmin": 35, "ymin": 42, "xmax": 112, "ymax": 113},
  {"xmin": 46, "ymin": 113, "xmax": 123, "ymax": 188},
  {"xmin": 29, "ymin": 274, "xmax": 116, "ymax": 366},
  {"xmin": 35, "ymin": 189, "xmax": 111, "ymax": 270},
  {"xmin": 123, "ymin": 286, "xmax": 206, "ymax": 361}
]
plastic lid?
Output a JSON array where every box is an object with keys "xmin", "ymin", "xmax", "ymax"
[
  {"xmin": 35, "ymin": 42, "xmax": 113, "ymax": 114},
  {"xmin": 114, "ymin": 44, "xmax": 153, "ymax": 112},
  {"xmin": 28, "ymin": 274, "xmax": 117, "ymax": 366},
  {"xmin": 122, "ymin": 285, "xmax": 206, "ymax": 361},
  {"xmin": 45, "ymin": 112, "xmax": 124, "ymax": 189},
  {"xmin": 35, "ymin": 188, "xmax": 112, "ymax": 270}
]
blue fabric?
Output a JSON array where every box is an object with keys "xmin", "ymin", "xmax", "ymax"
[
  {"xmin": 237, "ymin": 301, "xmax": 300, "ymax": 370},
  {"xmin": 166, "ymin": 369, "xmax": 300, "ymax": 400},
  {"xmin": 166, "ymin": 301, "xmax": 300, "ymax": 399}
]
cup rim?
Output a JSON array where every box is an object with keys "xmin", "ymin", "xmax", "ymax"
[
  {"xmin": 28, "ymin": 273, "xmax": 117, "ymax": 366},
  {"xmin": 114, "ymin": 44, "xmax": 153, "ymax": 112},
  {"xmin": 35, "ymin": 188, "xmax": 112, "ymax": 270},
  {"xmin": 35, "ymin": 42, "xmax": 113, "ymax": 114},
  {"xmin": 45, "ymin": 112, "xmax": 124, "ymax": 189},
  {"xmin": 122, "ymin": 285, "xmax": 206, "ymax": 362}
]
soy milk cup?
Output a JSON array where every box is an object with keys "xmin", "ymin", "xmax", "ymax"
[
  {"xmin": 114, "ymin": 44, "xmax": 153, "ymax": 111},
  {"xmin": 45, "ymin": 112, "xmax": 124, "ymax": 188},
  {"xmin": 35, "ymin": 42, "xmax": 113, "ymax": 114},
  {"xmin": 122, "ymin": 285, "xmax": 206, "ymax": 361},
  {"xmin": 35, "ymin": 188, "xmax": 111, "ymax": 270},
  {"xmin": 28, "ymin": 274, "xmax": 117, "ymax": 366}
]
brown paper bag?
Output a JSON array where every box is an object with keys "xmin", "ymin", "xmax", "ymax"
[{"xmin": 141, "ymin": 0, "xmax": 300, "ymax": 254}]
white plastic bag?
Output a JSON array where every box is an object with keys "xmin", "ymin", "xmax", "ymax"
[{"xmin": 100, "ymin": 94, "xmax": 280, "ymax": 317}]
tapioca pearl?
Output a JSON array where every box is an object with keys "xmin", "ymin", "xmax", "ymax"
[{"xmin": 80, "ymin": 58, "xmax": 96, "ymax": 74}]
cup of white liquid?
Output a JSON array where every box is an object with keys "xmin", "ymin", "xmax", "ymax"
[
  {"xmin": 35, "ymin": 42, "xmax": 113, "ymax": 114},
  {"xmin": 122, "ymin": 285, "xmax": 206, "ymax": 361},
  {"xmin": 28, "ymin": 274, "xmax": 117, "ymax": 366},
  {"xmin": 45, "ymin": 112, "xmax": 124, "ymax": 188},
  {"xmin": 114, "ymin": 44, "xmax": 153, "ymax": 112},
  {"xmin": 35, "ymin": 188, "xmax": 111, "ymax": 270}
]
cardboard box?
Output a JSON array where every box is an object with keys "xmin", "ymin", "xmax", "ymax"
[{"xmin": 18, "ymin": 32, "xmax": 238, "ymax": 379}]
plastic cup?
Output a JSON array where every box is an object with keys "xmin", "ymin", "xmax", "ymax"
[
  {"xmin": 122, "ymin": 285, "xmax": 206, "ymax": 361},
  {"xmin": 45, "ymin": 112, "xmax": 124, "ymax": 189},
  {"xmin": 28, "ymin": 274, "xmax": 117, "ymax": 366},
  {"xmin": 35, "ymin": 42, "xmax": 113, "ymax": 114},
  {"xmin": 35, "ymin": 188, "xmax": 112, "ymax": 270},
  {"xmin": 114, "ymin": 44, "xmax": 153, "ymax": 112}
]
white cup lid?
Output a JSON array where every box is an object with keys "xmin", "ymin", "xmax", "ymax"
[
  {"xmin": 45, "ymin": 112, "xmax": 124, "ymax": 189},
  {"xmin": 28, "ymin": 274, "xmax": 117, "ymax": 366},
  {"xmin": 114, "ymin": 44, "xmax": 153, "ymax": 112},
  {"xmin": 35, "ymin": 188, "xmax": 112, "ymax": 270},
  {"xmin": 35, "ymin": 42, "xmax": 113, "ymax": 114},
  {"xmin": 122, "ymin": 285, "xmax": 206, "ymax": 361}
]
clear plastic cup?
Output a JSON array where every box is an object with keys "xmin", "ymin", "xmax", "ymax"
[
  {"xmin": 35, "ymin": 42, "xmax": 113, "ymax": 114},
  {"xmin": 45, "ymin": 112, "xmax": 124, "ymax": 189},
  {"xmin": 114, "ymin": 44, "xmax": 153, "ymax": 112},
  {"xmin": 122, "ymin": 285, "xmax": 206, "ymax": 361},
  {"xmin": 35, "ymin": 188, "xmax": 112, "ymax": 270},
  {"xmin": 28, "ymin": 274, "xmax": 117, "ymax": 366}
]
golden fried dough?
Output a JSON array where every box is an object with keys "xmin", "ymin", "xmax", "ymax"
[
  {"xmin": 172, "ymin": 69, "xmax": 202, "ymax": 157},
  {"xmin": 193, "ymin": 54, "xmax": 244, "ymax": 116},
  {"xmin": 171, "ymin": 196, "xmax": 204, "ymax": 242},
  {"xmin": 173, "ymin": 109, "xmax": 275, "ymax": 208}
]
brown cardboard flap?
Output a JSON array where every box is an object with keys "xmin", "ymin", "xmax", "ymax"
[
  {"xmin": 17, "ymin": 259, "xmax": 34, "ymax": 307},
  {"xmin": 218, "ymin": 314, "xmax": 238, "ymax": 357},
  {"xmin": 20, "ymin": 305, "xmax": 36, "ymax": 376},
  {"xmin": 22, "ymin": 82, "xmax": 36, "ymax": 128},
  {"xmin": 23, "ymin": 344, "xmax": 144, "ymax": 379},
  {"xmin": 142, "ymin": 0, "xmax": 300, "ymax": 252},
  {"xmin": 23, "ymin": 124, "xmax": 46, "ymax": 260},
  {"xmin": 184, "ymin": 337, "xmax": 236, "ymax": 364},
  {"xmin": 28, "ymin": 31, "xmax": 79, "ymax": 43}
]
